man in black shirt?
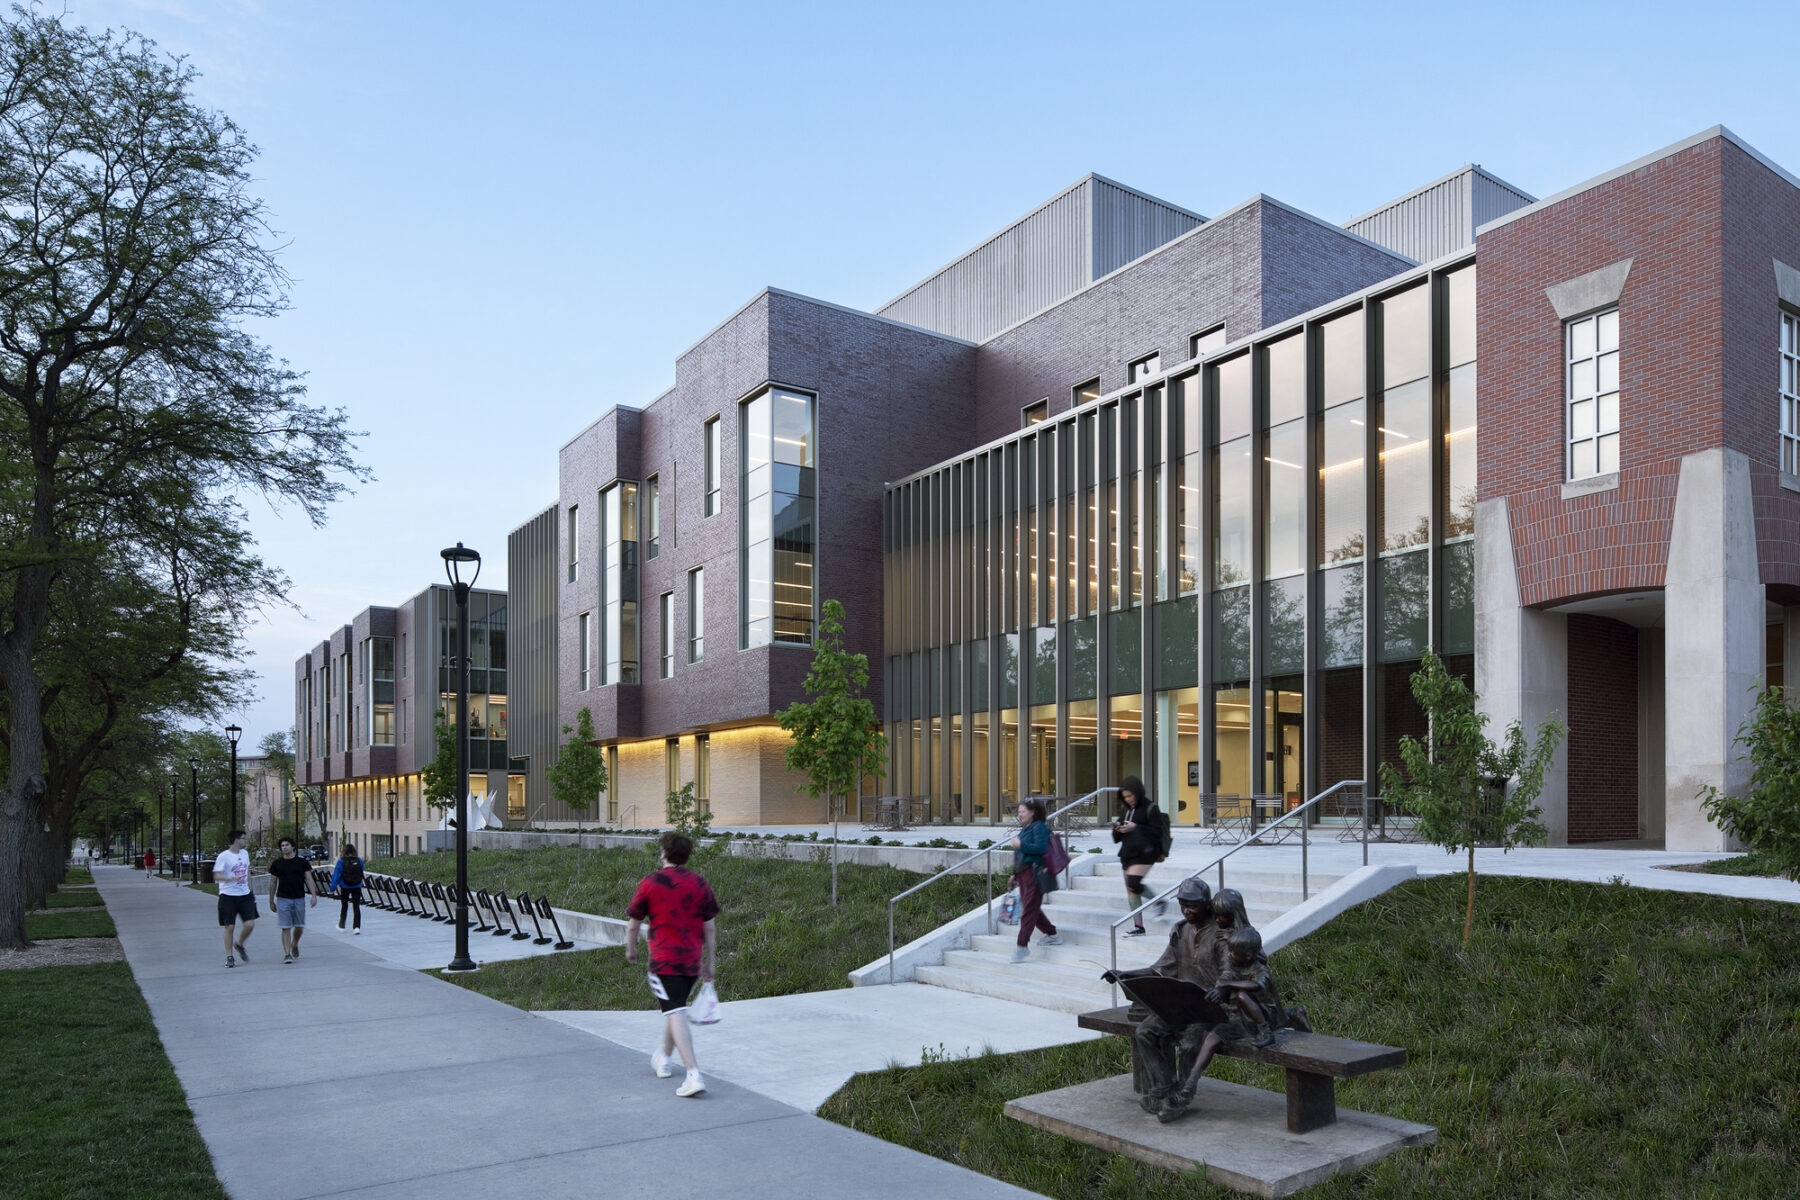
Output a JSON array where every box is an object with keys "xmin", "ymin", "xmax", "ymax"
[{"xmin": 267, "ymin": 837, "xmax": 318, "ymax": 964}]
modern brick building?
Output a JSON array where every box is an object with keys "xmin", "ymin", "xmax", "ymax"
[
  {"xmin": 461, "ymin": 127, "xmax": 1795, "ymax": 849},
  {"xmin": 293, "ymin": 583, "xmax": 510, "ymax": 855}
]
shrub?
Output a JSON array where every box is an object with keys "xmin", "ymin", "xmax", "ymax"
[{"xmin": 1699, "ymin": 685, "xmax": 1800, "ymax": 881}]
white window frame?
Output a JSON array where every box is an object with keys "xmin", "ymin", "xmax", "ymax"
[
  {"xmin": 1566, "ymin": 308, "xmax": 1620, "ymax": 480},
  {"xmin": 567, "ymin": 504, "xmax": 579, "ymax": 582},
  {"xmin": 577, "ymin": 611, "xmax": 591, "ymax": 690},
  {"xmin": 1127, "ymin": 351, "xmax": 1161, "ymax": 383},
  {"xmin": 1189, "ymin": 323, "xmax": 1227, "ymax": 359},
  {"xmin": 1020, "ymin": 399, "xmax": 1047, "ymax": 427},
  {"xmin": 688, "ymin": 567, "xmax": 705, "ymax": 663},
  {"xmin": 1782, "ymin": 310, "xmax": 1800, "ymax": 477},
  {"xmin": 703, "ymin": 417, "xmax": 722, "ymax": 516},
  {"xmin": 659, "ymin": 591, "xmax": 674, "ymax": 679}
]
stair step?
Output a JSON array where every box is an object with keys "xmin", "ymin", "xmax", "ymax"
[
  {"xmin": 912, "ymin": 964, "xmax": 1111, "ymax": 1014},
  {"xmin": 968, "ymin": 928, "xmax": 1167, "ymax": 961},
  {"xmin": 941, "ymin": 948, "xmax": 1115, "ymax": 990}
]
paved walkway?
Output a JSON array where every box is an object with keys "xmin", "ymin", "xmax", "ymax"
[{"xmin": 94, "ymin": 868, "xmax": 1043, "ymax": 1200}]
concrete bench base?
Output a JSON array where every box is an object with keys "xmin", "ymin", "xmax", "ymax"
[{"xmin": 1005, "ymin": 1073, "xmax": 1435, "ymax": 1199}]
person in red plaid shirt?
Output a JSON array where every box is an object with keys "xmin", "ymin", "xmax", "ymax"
[{"xmin": 626, "ymin": 831, "xmax": 719, "ymax": 1097}]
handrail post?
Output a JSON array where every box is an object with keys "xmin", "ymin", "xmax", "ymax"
[
  {"xmin": 1362, "ymin": 788, "xmax": 1369, "ymax": 867},
  {"xmin": 985, "ymin": 846, "xmax": 994, "ymax": 935},
  {"xmin": 888, "ymin": 898, "xmax": 896, "ymax": 985},
  {"xmin": 1301, "ymin": 802, "xmax": 1309, "ymax": 901}
]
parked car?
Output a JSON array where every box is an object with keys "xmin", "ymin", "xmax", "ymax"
[{"xmin": 308, "ymin": 845, "xmax": 327, "ymax": 861}]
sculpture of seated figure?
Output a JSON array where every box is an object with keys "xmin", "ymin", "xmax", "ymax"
[
  {"xmin": 1157, "ymin": 926, "xmax": 1312, "ymax": 1124},
  {"xmin": 1099, "ymin": 877, "xmax": 1224, "ymax": 1114}
]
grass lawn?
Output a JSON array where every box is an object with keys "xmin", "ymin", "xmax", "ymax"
[
  {"xmin": 25, "ymin": 909, "xmax": 117, "ymax": 939},
  {"xmin": 820, "ymin": 875, "xmax": 1800, "ymax": 1199},
  {"xmin": 42, "ymin": 890, "xmax": 106, "ymax": 909},
  {"xmin": 383, "ymin": 843, "xmax": 1003, "ymax": 1010},
  {"xmin": 0, "ymin": 963, "xmax": 226, "ymax": 1200},
  {"xmin": 1663, "ymin": 851, "xmax": 1791, "ymax": 880}
]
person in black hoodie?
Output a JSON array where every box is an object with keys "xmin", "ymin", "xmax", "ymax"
[{"xmin": 1111, "ymin": 775, "xmax": 1169, "ymax": 937}]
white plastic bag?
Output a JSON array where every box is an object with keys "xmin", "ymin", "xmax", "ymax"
[{"xmin": 687, "ymin": 980, "xmax": 722, "ymax": 1025}]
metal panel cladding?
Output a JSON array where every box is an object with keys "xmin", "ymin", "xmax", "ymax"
[
  {"xmin": 1345, "ymin": 166, "xmax": 1535, "ymax": 264},
  {"xmin": 876, "ymin": 176, "xmax": 1203, "ymax": 343}
]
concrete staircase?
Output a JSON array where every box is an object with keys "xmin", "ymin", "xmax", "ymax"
[{"xmin": 913, "ymin": 858, "xmax": 1345, "ymax": 1015}]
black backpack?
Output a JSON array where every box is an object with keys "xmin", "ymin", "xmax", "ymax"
[{"xmin": 341, "ymin": 856, "xmax": 364, "ymax": 887}]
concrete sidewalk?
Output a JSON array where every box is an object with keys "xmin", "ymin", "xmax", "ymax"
[{"xmin": 95, "ymin": 868, "xmax": 1044, "ymax": 1200}]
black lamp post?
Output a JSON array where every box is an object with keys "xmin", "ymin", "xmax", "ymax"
[
  {"xmin": 188, "ymin": 756, "xmax": 201, "ymax": 884},
  {"xmin": 441, "ymin": 541, "xmax": 481, "ymax": 973},
  {"xmin": 169, "ymin": 776, "xmax": 178, "ymax": 882},
  {"xmin": 225, "ymin": 724, "xmax": 242, "ymax": 833},
  {"xmin": 386, "ymin": 788, "xmax": 397, "ymax": 859}
]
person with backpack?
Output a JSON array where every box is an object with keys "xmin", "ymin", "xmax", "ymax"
[
  {"xmin": 1005, "ymin": 797, "xmax": 1063, "ymax": 963},
  {"xmin": 331, "ymin": 844, "xmax": 366, "ymax": 934},
  {"xmin": 1112, "ymin": 775, "xmax": 1170, "ymax": 937}
]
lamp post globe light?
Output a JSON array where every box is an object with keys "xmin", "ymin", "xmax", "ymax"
[
  {"xmin": 188, "ymin": 756, "xmax": 201, "ymax": 884},
  {"xmin": 386, "ymin": 789, "xmax": 397, "ymax": 859},
  {"xmin": 225, "ymin": 724, "xmax": 242, "ymax": 833},
  {"xmin": 441, "ymin": 541, "xmax": 480, "ymax": 973}
]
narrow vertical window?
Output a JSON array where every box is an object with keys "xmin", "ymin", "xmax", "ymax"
[
  {"xmin": 703, "ymin": 417, "xmax": 722, "ymax": 516},
  {"xmin": 659, "ymin": 591, "xmax": 674, "ymax": 679},
  {"xmin": 688, "ymin": 567, "xmax": 705, "ymax": 662},
  {"xmin": 645, "ymin": 475, "xmax": 660, "ymax": 559},
  {"xmin": 695, "ymin": 734, "xmax": 710, "ymax": 811},
  {"xmin": 567, "ymin": 504, "xmax": 579, "ymax": 582},
  {"xmin": 577, "ymin": 611, "xmax": 591, "ymax": 690},
  {"xmin": 1781, "ymin": 311, "xmax": 1799, "ymax": 476},
  {"xmin": 1566, "ymin": 308, "xmax": 1620, "ymax": 480},
  {"xmin": 665, "ymin": 738, "xmax": 681, "ymax": 796}
]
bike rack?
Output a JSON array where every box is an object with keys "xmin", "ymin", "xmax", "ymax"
[
  {"xmin": 516, "ymin": 892, "xmax": 551, "ymax": 945},
  {"xmin": 536, "ymin": 896, "xmax": 574, "ymax": 950}
]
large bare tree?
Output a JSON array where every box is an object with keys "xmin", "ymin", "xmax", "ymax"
[{"xmin": 0, "ymin": 11, "xmax": 361, "ymax": 947}]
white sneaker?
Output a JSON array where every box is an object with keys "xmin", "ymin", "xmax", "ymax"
[
  {"xmin": 1010, "ymin": 946, "xmax": 1030, "ymax": 963},
  {"xmin": 1039, "ymin": 934, "xmax": 1063, "ymax": 946},
  {"xmin": 651, "ymin": 1049, "xmax": 673, "ymax": 1078},
  {"xmin": 676, "ymin": 1071, "xmax": 706, "ymax": 1097}
]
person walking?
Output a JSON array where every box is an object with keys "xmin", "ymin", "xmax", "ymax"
[
  {"xmin": 625, "ymin": 832, "xmax": 719, "ymax": 1099},
  {"xmin": 213, "ymin": 831, "xmax": 258, "ymax": 968},
  {"xmin": 143, "ymin": 847, "xmax": 156, "ymax": 880},
  {"xmin": 1112, "ymin": 775, "xmax": 1170, "ymax": 937},
  {"xmin": 1006, "ymin": 797, "xmax": 1062, "ymax": 963},
  {"xmin": 330, "ymin": 844, "xmax": 365, "ymax": 934},
  {"xmin": 266, "ymin": 836, "xmax": 318, "ymax": 963}
]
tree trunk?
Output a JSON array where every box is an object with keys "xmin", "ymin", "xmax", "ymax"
[
  {"xmin": 0, "ymin": 636, "xmax": 47, "ymax": 948},
  {"xmin": 831, "ymin": 791, "xmax": 840, "ymax": 908},
  {"xmin": 1463, "ymin": 845, "xmax": 1476, "ymax": 948}
]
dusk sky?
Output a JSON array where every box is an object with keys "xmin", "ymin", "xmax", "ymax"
[{"xmin": 65, "ymin": 0, "xmax": 1799, "ymax": 749}]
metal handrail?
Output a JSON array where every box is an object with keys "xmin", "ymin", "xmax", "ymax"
[
  {"xmin": 1105, "ymin": 779, "xmax": 1368, "ymax": 1005},
  {"xmin": 886, "ymin": 787, "xmax": 1118, "ymax": 984}
]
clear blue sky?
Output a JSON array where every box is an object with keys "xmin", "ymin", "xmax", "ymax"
[{"xmin": 64, "ymin": 0, "xmax": 1799, "ymax": 750}]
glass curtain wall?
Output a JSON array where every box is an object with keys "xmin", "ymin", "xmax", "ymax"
[
  {"xmin": 599, "ymin": 482, "xmax": 639, "ymax": 686},
  {"xmin": 879, "ymin": 257, "xmax": 1476, "ymax": 825}
]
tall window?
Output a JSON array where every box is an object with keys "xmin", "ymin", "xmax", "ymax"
[
  {"xmin": 577, "ymin": 611, "xmax": 591, "ymax": 690},
  {"xmin": 659, "ymin": 591, "xmax": 674, "ymax": 679},
  {"xmin": 688, "ymin": 567, "xmax": 705, "ymax": 662},
  {"xmin": 703, "ymin": 417, "xmax": 722, "ymax": 516},
  {"xmin": 665, "ymin": 738, "xmax": 681, "ymax": 796},
  {"xmin": 567, "ymin": 505, "xmax": 579, "ymax": 582},
  {"xmin": 599, "ymin": 482, "xmax": 639, "ymax": 685},
  {"xmin": 1566, "ymin": 308, "xmax": 1620, "ymax": 479},
  {"xmin": 1128, "ymin": 352, "xmax": 1161, "ymax": 383},
  {"xmin": 695, "ymin": 733, "xmax": 710, "ymax": 812},
  {"xmin": 368, "ymin": 636, "xmax": 395, "ymax": 745},
  {"xmin": 741, "ymin": 387, "xmax": 815, "ymax": 647},
  {"xmin": 1782, "ymin": 311, "xmax": 1800, "ymax": 476},
  {"xmin": 645, "ymin": 475, "xmax": 660, "ymax": 559}
]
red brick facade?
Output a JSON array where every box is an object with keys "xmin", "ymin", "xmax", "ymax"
[{"xmin": 1477, "ymin": 139, "xmax": 1727, "ymax": 609}]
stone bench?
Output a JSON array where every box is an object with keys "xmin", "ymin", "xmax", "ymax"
[{"xmin": 1077, "ymin": 1005, "xmax": 1405, "ymax": 1134}]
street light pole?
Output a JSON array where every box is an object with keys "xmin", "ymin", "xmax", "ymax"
[
  {"xmin": 188, "ymin": 757, "xmax": 201, "ymax": 884},
  {"xmin": 441, "ymin": 542, "xmax": 481, "ymax": 973},
  {"xmin": 386, "ymin": 789, "xmax": 397, "ymax": 859},
  {"xmin": 225, "ymin": 724, "xmax": 242, "ymax": 835},
  {"xmin": 169, "ymin": 776, "xmax": 178, "ymax": 882}
]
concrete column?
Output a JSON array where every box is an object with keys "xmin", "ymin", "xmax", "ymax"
[
  {"xmin": 1785, "ymin": 606, "xmax": 1800, "ymax": 698},
  {"xmin": 1663, "ymin": 448, "xmax": 1762, "ymax": 851},
  {"xmin": 1636, "ymin": 630, "xmax": 1666, "ymax": 844},
  {"xmin": 1473, "ymin": 497, "xmax": 1570, "ymax": 843}
]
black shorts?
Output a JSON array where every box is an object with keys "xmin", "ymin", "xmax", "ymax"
[
  {"xmin": 217, "ymin": 893, "xmax": 259, "ymax": 926},
  {"xmin": 647, "ymin": 973, "xmax": 697, "ymax": 1013}
]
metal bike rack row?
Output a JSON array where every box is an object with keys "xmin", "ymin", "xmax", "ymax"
[{"xmin": 314, "ymin": 870, "xmax": 575, "ymax": 950}]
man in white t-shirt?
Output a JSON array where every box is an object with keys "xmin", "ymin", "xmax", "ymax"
[{"xmin": 213, "ymin": 830, "xmax": 258, "ymax": 968}]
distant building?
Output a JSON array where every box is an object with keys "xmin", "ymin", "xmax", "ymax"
[{"xmin": 293, "ymin": 584, "xmax": 508, "ymax": 855}]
